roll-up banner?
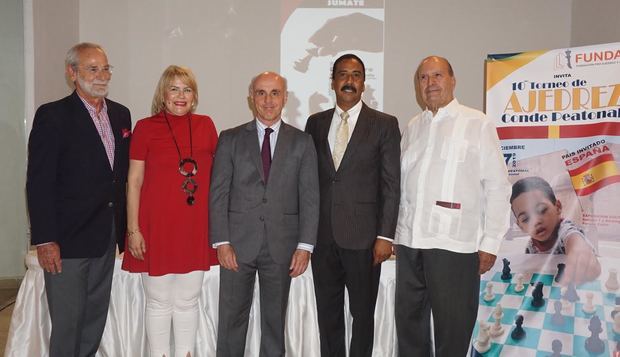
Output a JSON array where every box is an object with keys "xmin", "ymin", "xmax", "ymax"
[{"xmin": 475, "ymin": 42, "xmax": 620, "ymax": 356}]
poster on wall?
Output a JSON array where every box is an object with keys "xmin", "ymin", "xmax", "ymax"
[
  {"xmin": 473, "ymin": 42, "xmax": 620, "ymax": 356},
  {"xmin": 279, "ymin": 0, "xmax": 384, "ymax": 129}
]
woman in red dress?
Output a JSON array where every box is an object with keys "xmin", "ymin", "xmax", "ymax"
[{"xmin": 122, "ymin": 65, "xmax": 218, "ymax": 357}]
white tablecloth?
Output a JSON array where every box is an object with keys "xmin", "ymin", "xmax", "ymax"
[{"xmin": 4, "ymin": 253, "xmax": 397, "ymax": 357}]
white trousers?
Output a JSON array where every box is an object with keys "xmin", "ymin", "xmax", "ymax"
[{"xmin": 142, "ymin": 271, "xmax": 204, "ymax": 357}]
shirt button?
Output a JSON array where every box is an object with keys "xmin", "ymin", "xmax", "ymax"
[
  {"xmin": 262, "ymin": 198, "xmax": 267, "ymax": 203},
  {"xmin": 259, "ymin": 216, "xmax": 264, "ymax": 221},
  {"xmin": 108, "ymin": 202, "xmax": 114, "ymax": 208}
]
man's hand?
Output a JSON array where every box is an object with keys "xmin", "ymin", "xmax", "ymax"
[
  {"xmin": 217, "ymin": 244, "xmax": 239, "ymax": 272},
  {"xmin": 37, "ymin": 243, "xmax": 62, "ymax": 274},
  {"xmin": 478, "ymin": 251, "xmax": 497, "ymax": 275},
  {"xmin": 289, "ymin": 249, "xmax": 311, "ymax": 277},
  {"xmin": 373, "ymin": 239, "xmax": 393, "ymax": 266}
]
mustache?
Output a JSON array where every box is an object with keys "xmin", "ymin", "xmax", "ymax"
[{"xmin": 340, "ymin": 85, "xmax": 356, "ymax": 93}]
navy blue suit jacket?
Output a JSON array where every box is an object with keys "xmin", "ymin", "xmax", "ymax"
[{"xmin": 27, "ymin": 91, "xmax": 131, "ymax": 258}]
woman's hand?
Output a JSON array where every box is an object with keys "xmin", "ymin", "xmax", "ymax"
[{"xmin": 128, "ymin": 231, "xmax": 146, "ymax": 260}]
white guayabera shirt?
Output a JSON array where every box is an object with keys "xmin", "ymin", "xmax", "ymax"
[{"xmin": 395, "ymin": 99, "xmax": 511, "ymax": 255}]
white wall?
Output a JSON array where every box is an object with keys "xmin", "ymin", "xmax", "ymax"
[
  {"xmin": 79, "ymin": 0, "xmax": 573, "ymax": 131},
  {"xmin": 3, "ymin": 0, "xmax": 619, "ymax": 278},
  {"xmin": 0, "ymin": 0, "xmax": 28, "ymax": 278},
  {"xmin": 571, "ymin": 0, "xmax": 620, "ymax": 47},
  {"xmin": 32, "ymin": 0, "xmax": 79, "ymax": 109}
]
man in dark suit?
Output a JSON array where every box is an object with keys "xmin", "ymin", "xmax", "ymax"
[
  {"xmin": 305, "ymin": 54, "xmax": 400, "ymax": 356},
  {"xmin": 210, "ymin": 71, "xmax": 319, "ymax": 356},
  {"xmin": 26, "ymin": 42, "xmax": 131, "ymax": 357}
]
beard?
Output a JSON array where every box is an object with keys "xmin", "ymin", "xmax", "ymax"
[{"xmin": 77, "ymin": 76, "xmax": 109, "ymax": 98}]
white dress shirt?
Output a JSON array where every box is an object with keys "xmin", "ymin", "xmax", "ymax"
[
  {"xmin": 328, "ymin": 100, "xmax": 393, "ymax": 243},
  {"xmin": 214, "ymin": 119, "xmax": 314, "ymax": 253},
  {"xmin": 395, "ymin": 99, "xmax": 511, "ymax": 255},
  {"xmin": 328, "ymin": 100, "xmax": 362, "ymax": 155}
]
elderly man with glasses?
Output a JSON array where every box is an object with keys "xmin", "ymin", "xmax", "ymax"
[{"xmin": 26, "ymin": 42, "xmax": 131, "ymax": 357}]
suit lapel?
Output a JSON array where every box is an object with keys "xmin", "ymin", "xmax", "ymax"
[
  {"xmin": 338, "ymin": 103, "xmax": 370, "ymax": 172},
  {"xmin": 244, "ymin": 120, "xmax": 265, "ymax": 183},
  {"xmin": 106, "ymin": 100, "xmax": 123, "ymax": 173},
  {"xmin": 270, "ymin": 121, "xmax": 292, "ymax": 184},
  {"xmin": 318, "ymin": 109, "xmax": 336, "ymax": 174}
]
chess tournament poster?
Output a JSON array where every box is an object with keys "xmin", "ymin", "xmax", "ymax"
[
  {"xmin": 279, "ymin": 0, "xmax": 384, "ymax": 129},
  {"xmin": 475, "ymin": 43, "xmax": 620, "ymax": 356}
]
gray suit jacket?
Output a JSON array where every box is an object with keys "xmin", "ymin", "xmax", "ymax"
[
  {"xmin": 305, "ymin": 102, "xmax": 401, "ymax": 249},
  {"xmin": 209, "ymin": 120, "xmax": 319, "ymax": 264}
]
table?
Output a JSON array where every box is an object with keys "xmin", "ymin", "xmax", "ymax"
[{"xmin": 4, "ymin": 253, "xmax": 398, "ymax": 357}]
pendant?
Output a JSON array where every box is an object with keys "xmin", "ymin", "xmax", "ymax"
[
  {"xmin": 179, "ymin": 158, "xmax": 198, "ymax": 177},
  {"xmin": 187, "ymin": 195, "xmax": 195, "ymax": 206}
]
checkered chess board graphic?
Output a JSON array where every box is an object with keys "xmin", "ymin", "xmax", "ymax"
[{"xmin": 472, "ymin": 262, "xmax": 619, "ymax": 356}]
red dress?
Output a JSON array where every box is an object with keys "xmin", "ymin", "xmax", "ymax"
[{"xmin": 122, "ymin": 112, "xmax": 218, "ymax": 276}]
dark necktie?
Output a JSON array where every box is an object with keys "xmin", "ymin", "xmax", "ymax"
[{"xmin": 261, "ymin": 127, "xmax": 274, "ymax": 182}]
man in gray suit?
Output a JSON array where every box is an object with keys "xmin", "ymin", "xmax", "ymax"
[{"xmin": 210, "ymin": 71, "xmax": 319, "ymax": 357}]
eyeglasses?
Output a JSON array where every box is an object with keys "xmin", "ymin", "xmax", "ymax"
[{"xmin": 78, "ymin": 65, "xmax": 114, "ymax": 76}]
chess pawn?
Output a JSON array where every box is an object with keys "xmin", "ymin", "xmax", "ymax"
[
  {"xmin": 551, "ymin": 300, "xmax": 565, "ymax": 326},
  {"xmin": 514, "ymin": 273, "xmax": 525, "ymax": 293},
  {"xmin": 489, "ymin": 304, "xmax": 504, "ymax": 337},
  {"xmin": 613, "ymin": 310, "xmax": 620, "ymax": 334},
  {"xmin": 549, "ymin": 339, "xmax": 562, "ymax": 357},
  {"xmin": 560, "ymin": 287, "xmax": 571, "ymax": 312},
  {"xmin": 606, "ymin": 268, "xmax": 619, "ymax": 291},
  {"xmin": 483, "ymin": 282, "xmax": 495, "ymax": 302},
  {"xmin": 511, "ymin": 314, "xmax": 526, "ymax": 340},
  {"xmin": 582, "ymin": 292, "xmax": 596, "ymax": 314},
  {"xmin": 585, "ymin": 315, "xmax": 605, "ymax": 354},
  {"xmin": 474, "ymin": 321, "xmax": 491, "ymax": 353}
]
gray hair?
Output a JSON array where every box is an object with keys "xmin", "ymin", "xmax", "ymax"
[
  {"xmin": 248, "ymin": 71, "xmax": 288, "ymax": 95},
  {"xmin": 65, "ymin": 42, "xmax": 105, "ymax": 68}
]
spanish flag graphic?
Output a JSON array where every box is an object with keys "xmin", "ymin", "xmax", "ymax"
[{"xmin": 567, "ymin": 153, "xmax": 620, "ymax": 196}]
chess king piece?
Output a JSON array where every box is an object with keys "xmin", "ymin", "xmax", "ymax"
[
  {"xmin": 606, "ymin": 268, "xmax": 619, "ymax": 291},
  {"xmin": 501, "ymin": 258, "xmax": 512, "ymax": 280},
  {"xmin": 584, "ymin": 315, "xmax": 605, "ymax": 354},
  {"xmin": 531, "ymin": 281, "xmax": 545, "ymax": 307},
  {"xmin": 474, "ymin": 321, "xmax": 491, "ymax": 353},
  {"xmin": 555, "ymin": 263, "xmax": 565, "ymax": 283},
  {"xmin": 514, "ymin": 273, "xmax": 525, "ymax": 293},
  {"xmin": 489, "ymin": 304, "xmax": 504, "ymax": 337},
  {"xmin": 582, "ymin": 291, "xmax": 596, "ymax": 314},
  {"xmin": 483, "ymin": 282, "xmax": 495, "ymax": 302}
]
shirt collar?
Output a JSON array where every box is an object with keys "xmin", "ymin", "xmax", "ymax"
[
  {"xmin": 423, "ymin": 98, "xmax": 459, "ymax": 121},
  {"xmin": 77, "ymin": 92, "xmax": 108, "ymax": 116},
  {"xmin": 335, "ymin": 100, "xmax": 363, "ymax": 117},
  {"xmin": 255, "ymin": 118, "xmax": 282, "ymax": 132}
]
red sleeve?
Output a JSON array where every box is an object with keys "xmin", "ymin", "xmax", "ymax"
[
  {"xmin": 129, "ymin": 119, "xmax": 149, "ymax": 160},
  {"xmin": 209, "ymin": 116, "xmax": 218, "ymax": 154}
]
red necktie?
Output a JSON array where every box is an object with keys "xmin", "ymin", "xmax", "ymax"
[{"xmin": 261, "ymin": 127, "xmax": 274, "ymax": 182}]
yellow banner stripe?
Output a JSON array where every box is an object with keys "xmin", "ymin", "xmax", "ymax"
[
  {"xmin": 485, "ymin": 50, "xmax": 547, "ymax": 91},
  {"xmin": 548, "ymin": 125, "xmax": 560, "ymax": 139},
  {"xmin": 570, "ymin": 161, "xmax": 619, "ymax": 189}
]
